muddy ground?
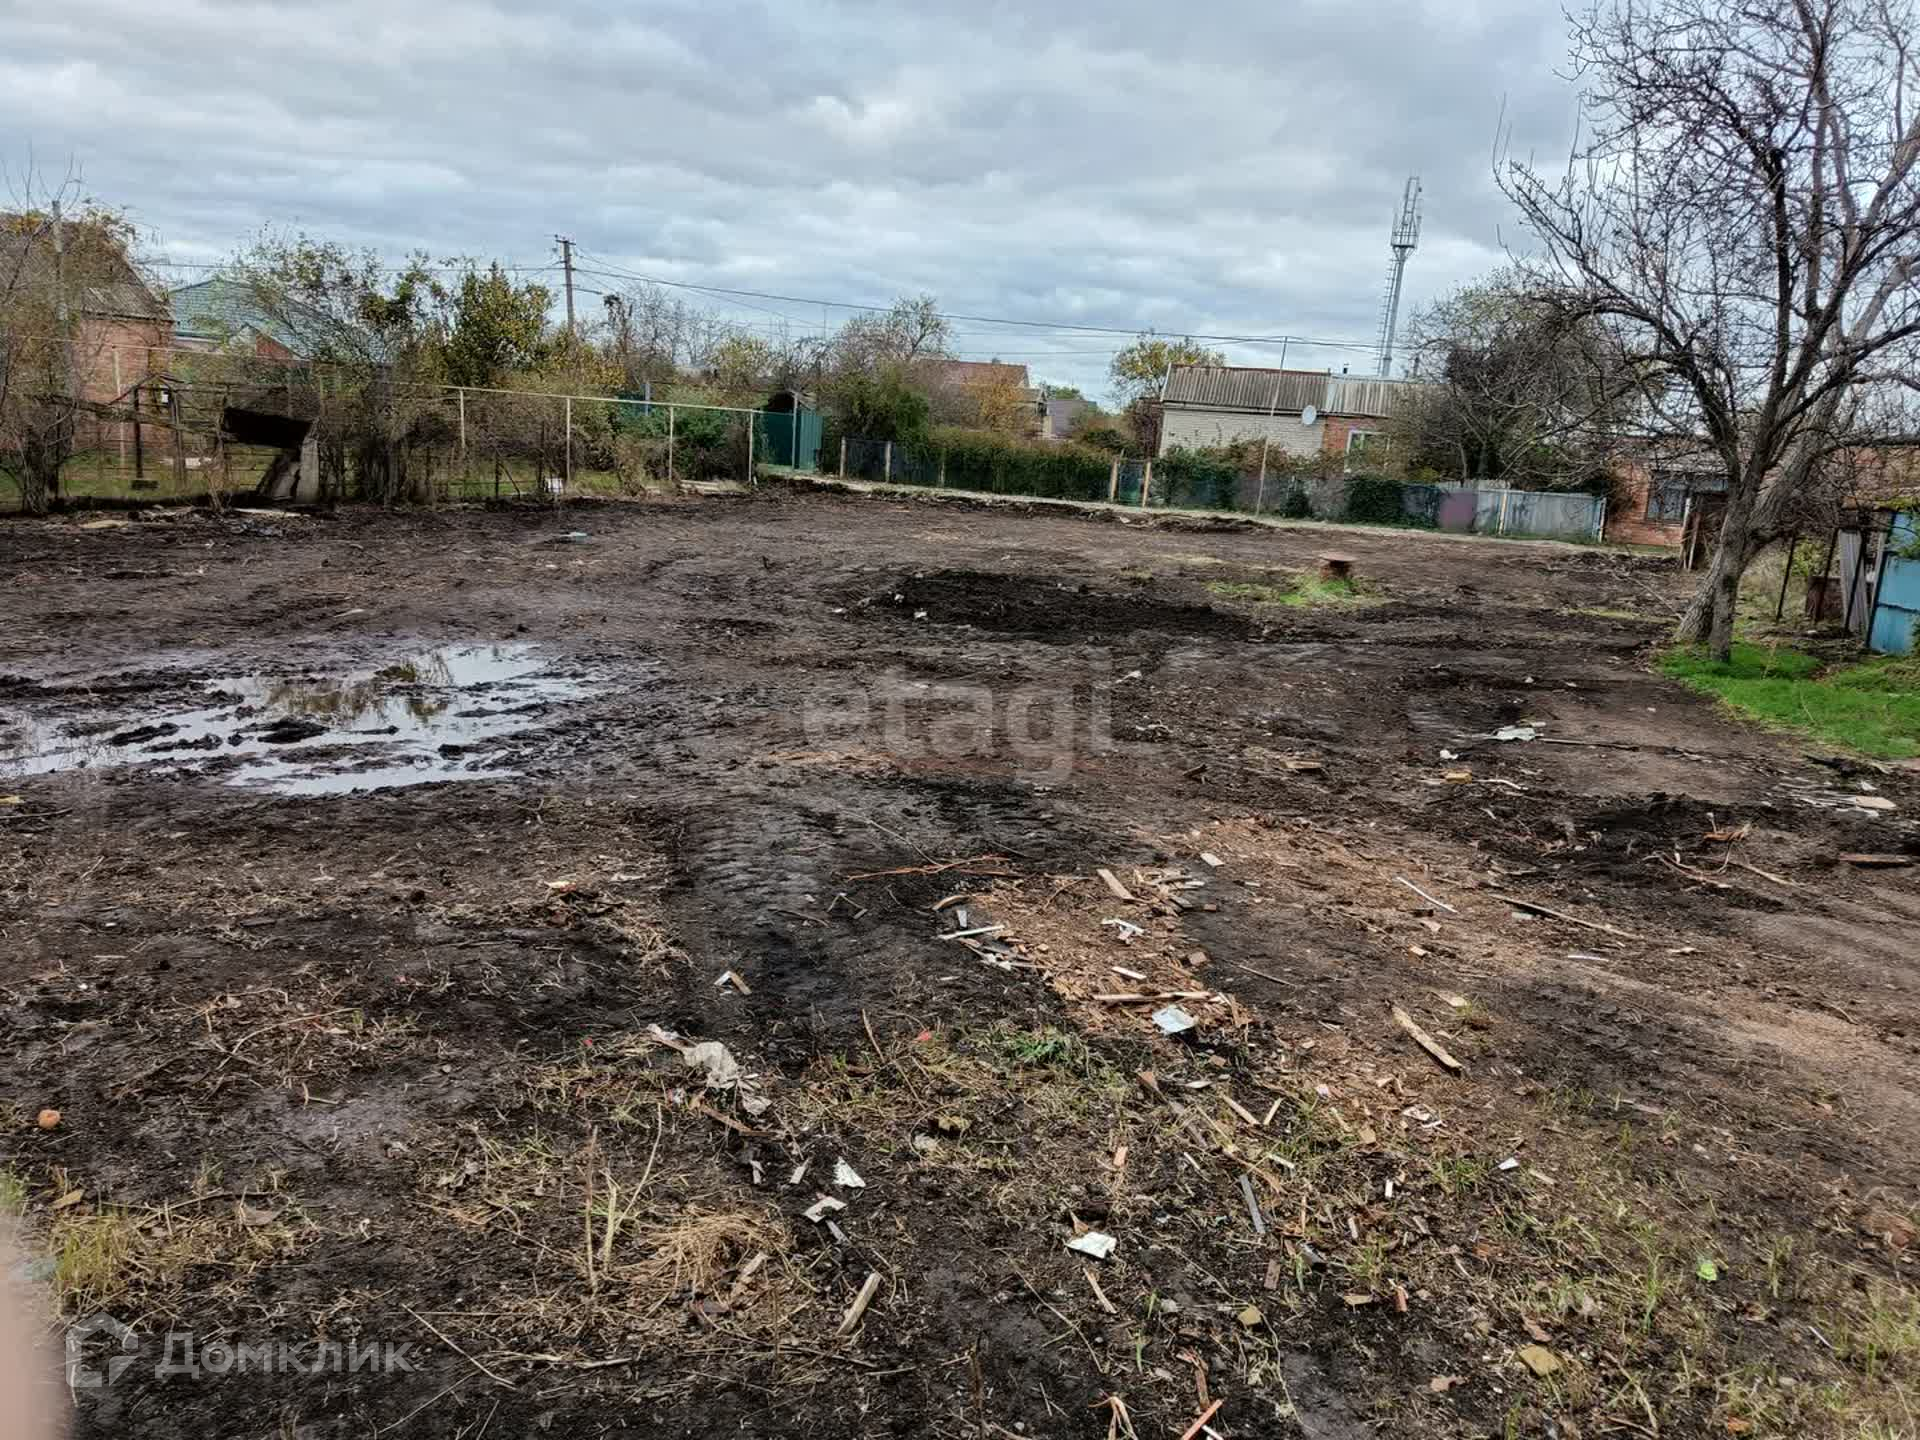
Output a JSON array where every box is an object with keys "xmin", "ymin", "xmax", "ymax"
[{"xmin": 1, "ymin": 490, "xmax": 1916, "ymax": 1438}]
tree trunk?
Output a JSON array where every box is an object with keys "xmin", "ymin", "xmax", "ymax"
[{"xmin": 1676, "ymin": 478, "xmax": 1760, "ymax": 660}]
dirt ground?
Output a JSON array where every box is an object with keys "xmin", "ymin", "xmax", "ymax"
[{"xmin": 1, "ymin": 490, "xmax": 1915, "ymax": 1439}]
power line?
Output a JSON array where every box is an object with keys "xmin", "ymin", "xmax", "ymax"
[{"xmin": 568, "ymin": 251, "xmax": 1378, "ymax": 352}]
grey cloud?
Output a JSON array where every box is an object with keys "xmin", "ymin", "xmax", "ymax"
[{"xmin": 0, "ymin": 0, "xmax": 1578, "ymax": 393}]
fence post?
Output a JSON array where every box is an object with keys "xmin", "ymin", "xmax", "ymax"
[
  {"xmin": 112, "ymin": 348, "xmax": 125, "ymax": 472},
  {"xmin": 939, "ymin": 448, "xmax": 946, "ymax": 488},
  {"xmin": 792, "ymin": 405, "xmax": 799, "ymax": 474},
  {"xmin": 457, "ymin": 387, "xmax": 466, "ymax": 466},
  {"xmin": 668, "ymin": 405, "xmax": 676, "ymax": 487},
  {"xmin": 1140, "ymin": 460, "xmax": 1152, "ymax": 508},
  {"xmin": 883, "ymin": 440, "xmax": 892, "ymax": 481},
  {"xmin": 839, "ymin": 436, "xmax": 847, "ymax": 478},
  {"xmin": 1108, "ymin": 458, "xmax": 1119, "ymax": 502},
  {"xmin": 746, "ymin": 410, "xmax": 755, "ymax": 485},
  {"xmin": 563, "ymin": 395, "xmax": 572, "ymax": 495},
  {"xmin": 1497, "ymin": 490, "xmax": 1510, "ymax": 536}
]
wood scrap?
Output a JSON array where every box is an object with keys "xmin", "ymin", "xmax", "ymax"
[
  {"xmin": 1177, "ymin": 1399, "xmax": 1223, "ymax": 1440},
  {"xmin": 1096, "ymin": 868, "xmax": 1135, "ymax": 901},
  {"xmin": 1489, "ymin": 892, "xmax": 1641, "ymax": 941},
  {"xmin": 1083, "ymin": 1268, "xmax": 1117, "ymax": 1314},
  {"xmin": 1840, "ymin": 853, "xmax": 1913, "ymax": 868},
  {"xmin": 1394, "ymin": 876, "xmax": 1458, "ymax": 914},
  {"xmin": 1390, "ymin": 1003, "xmax": 1462, "ymax": 1074},
  {"xmin": 837, "ymin": 1271, "xmax": 884, "ymax": 1336}
]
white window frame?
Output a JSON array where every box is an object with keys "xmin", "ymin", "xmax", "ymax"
[{"xmin": 1343, "ymin": 428, "xmax": 1382, "ymax": 472}]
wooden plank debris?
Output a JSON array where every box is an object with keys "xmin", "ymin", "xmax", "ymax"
[
  {"xmin": 1394, "ymin": 876, "xmax": 1458, "ymax": 914},
  {"xmin": 1488, "ymin": 892, "xmax": 1642, "ymax": 941},
  {"xmin": 1096, "ymin": 868, "xmax": 1135, "ymax": 901},
  {"xmin": 837, "ymin": 1271, "xmax": 884, "ymax": 1336},
  {"xmin": 1390, "ymin": 1003, "xmax": 1462, "ymax": 1074}
]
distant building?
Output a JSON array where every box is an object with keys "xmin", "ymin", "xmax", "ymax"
[
  {"xmin": 1041, "ymin": 396, "xmax": 1088, "ymax": 441},
  {"xmin": 1157, "ymin": 365, "xmax": 1420, "ymax": 465},
  {"xmin": 916, "ymin": 358, "xmax": 1042, "ymax": 434},
  {"xmin": 170, "ymin": 277, "xmax": 324, "ymax": 360},
  {"xmin": 0, "ymin": 212, "xmax": 170, "ymax": 409}
]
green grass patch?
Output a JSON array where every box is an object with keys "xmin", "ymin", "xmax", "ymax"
[
  {"xmin": 1659, "ymin": 643, "xmax": 1920, "ymax": 758},
  {"xmin": 1208, "ymin": 575, "xmax": 1377, "ymax": 609}
]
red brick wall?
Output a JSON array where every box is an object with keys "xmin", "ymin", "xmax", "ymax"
[
  {"xmin": 1320, "ymin": 415, "xmax": 1388, "ymax": 468},
  {"xmin": 1606, "ymin": 461, "xmax": 1686, "ymax": 548}
]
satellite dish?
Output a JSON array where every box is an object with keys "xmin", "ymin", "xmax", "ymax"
[{"xmin": 1300, "ymin": 404, "xmax": 1319, "ymax": 426}]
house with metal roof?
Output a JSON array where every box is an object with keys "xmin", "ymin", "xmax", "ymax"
[
  {"xmin": 170, "ymin": 277, "xmax": 329, "ymax": 360},
  {"xmin": 1157, "ymin": 364, "xmax": 1426, "ymax": 466}
]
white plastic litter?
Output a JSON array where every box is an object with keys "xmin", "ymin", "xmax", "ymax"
[{"xmin": 1066, "ymin": 1231, "xmax": 1118, "ymax": 1260}]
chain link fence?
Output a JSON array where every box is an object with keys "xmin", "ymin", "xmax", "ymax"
[
  {"xmin": 831, "ymin": 433, "xmax": 1608, "ymax": 542},
  {"xmin": 3, "ymin": 341, "xmax": 817, "ymax": 511}
]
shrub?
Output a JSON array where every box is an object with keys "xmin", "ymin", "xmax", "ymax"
[
  {"xmin": 1344, "ymin": 473, "xmax": 1412, "ymax": 525},
  {"xmin": 1154, "ymin": 447, "xmax": 1243, "ymax": 510},
  {"xmin": 1280, "ymin": 484, "xmax": 1311, "ymax": 519},
  {"xmin": 925, "ymin": 427, "xmax": 1113, "ymax": 500}
]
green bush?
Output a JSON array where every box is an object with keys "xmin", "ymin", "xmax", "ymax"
[
  {"xmin": 1344, "ymin": 473, "xmax": 1411, "ymax": 525},
  {"xmin": 1154, "ymin": 447, "xmax": 1243, "ymax": 510},
  {"xmin": 1280, "ymin": 484, "xmax": 1311, "ymax": 518},
  {"xmin": 918, "ymin": 427, "xmax": 1114, "ymax": 500}
]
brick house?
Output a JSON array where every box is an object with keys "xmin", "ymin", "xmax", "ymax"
[
  {"xmin": 1157, "ymin": 365, "xmax": 1418, "ymax": 466},
  {"xmin": 1606, "ymin": 451, "xmax": 1729, "ymax": 549},
  {"xmin": 0, "ymin": 213, "xmax": 171, "ymax": 449}
]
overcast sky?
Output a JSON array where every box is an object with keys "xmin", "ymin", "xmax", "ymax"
[{"xmin": 1, "ymin": 0, "xmax": 1578, "ymax": 398}]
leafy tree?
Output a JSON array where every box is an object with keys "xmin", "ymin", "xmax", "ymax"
[
  {"xmin": 830, "ymin": 364, "xmax": 931, "ymax": 445},
  {"xmin": 233, "ymin": 232, "xmax": 445, "ymax": 502},
  {"xmin": 433, "ymin": 263, "xmax": 552, "ymax": 388},
  {"xmin": 1108, "ymin": 335, "xmax": 1225, "ymax": 408}
]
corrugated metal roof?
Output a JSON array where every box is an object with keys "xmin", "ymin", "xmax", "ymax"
[
  {"xmin": 170, "ymin": 278, "xmax": 324, "ymax": 352},
  {"xmin": 1163, "ymin": 366, "xmax": 1327, "ymax": 413},
  {"xmin": 1324, "ymin": 376, "xmax": 1417, "ymax": 419},
  {"xmin": 1164, "ymin": 365, "xmax": 1427, "ymax": 419}
]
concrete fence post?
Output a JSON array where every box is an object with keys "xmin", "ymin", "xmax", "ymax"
[
  {"xmin": 1140, "ymin": 460, "xmax": 1152, "ymax": 508},
  {"xmin": 1108, "ymin": 458, "xmax": 1119, "ymax": 502},
  {"xmin": 883, "ymin": 440, "xmax": 892, "ymax": 481},
  {"xmin": 746, "ymin": 410, "xmax": 755, "ymax": 485},
  {"xmin": 839, "ymin": 436, "xmax": 847, "ymax": 477},
  {"xmin": 668, "ymin": 405, "xmax": 676, "ymax": 487}
]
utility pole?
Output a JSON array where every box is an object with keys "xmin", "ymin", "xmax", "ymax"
[{"xmin": 555, "ymin": 235, "xmax": 577, "ymax": 336}]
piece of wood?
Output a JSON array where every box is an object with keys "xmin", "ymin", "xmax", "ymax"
[
  {"xmin": 1083, "ymin": 1268, "xmax": 1117, "ymax": 1314},
  {"xmin": 1488, "ymin": 892, "xmax": 1642, "ymax": 941},
  {"xmin": 838, "ymin": 1271, "xmax": 884, "ymax": 1336},
  {"xmin": 1390, "ymin": 1003, "xmax": 1462, "ymax": 1074},
  {"xmin": 1223, "ymin": 1094, "xmax": 1262, "ymax": 1128},
  {"xmin": 1096, "ymin": 868, "xmax": 1134, "ymax": 901},
  {"xmin": 1840, "ymin": 853, "xmax": 1913, "ymax": 868},
  {"xmin": 1178, "ymin": 1398, "xmax": 1224, "ymax": 1440},
  {"xmin": 1238, "ymin": 1172, "xmax": 1267, "ymax": 1236},
  {"xmin": 1395, "ymin": 875, "xmax": 1458, "ymax": 914}
]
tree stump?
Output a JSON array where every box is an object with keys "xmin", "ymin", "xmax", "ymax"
[{"xmin": 1318, "ymin": 554, "xmax": 1356, "ymax": 583}]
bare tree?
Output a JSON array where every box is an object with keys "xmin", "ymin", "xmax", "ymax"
[
  {"xmin": 1501, "ymin": 0, "xmax": 1920, "ymax": 657},
  {"xmin": 1396, "ymin": 269, "xmax": 1639, "ymax": 487},
  {"xmin": 0, "ymin": 169, "xmax": 150, "ymax": 513}
]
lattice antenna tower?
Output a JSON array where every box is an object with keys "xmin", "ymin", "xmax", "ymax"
[{"xmin": 1374, "ymin": 176, "xmax": 1422, "ymax": 377}]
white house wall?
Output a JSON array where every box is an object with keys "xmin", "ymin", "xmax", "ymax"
[{"xmin": 1159, "ymin": 408, "xmax": 1325, "ymax": 458}]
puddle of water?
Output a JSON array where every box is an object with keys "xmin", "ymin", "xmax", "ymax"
[{"xmin": 0, "ymin": 644, "xmax": 596, "ymax": 795}]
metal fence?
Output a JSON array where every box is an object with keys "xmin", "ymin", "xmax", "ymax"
[
  {"xmin": 834, "ymin": 435, "xmax": 1608, "ymax": 542},
  {"xmin": 2, "ymin": 340, "xmax": 821, "ymax": 511}
]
